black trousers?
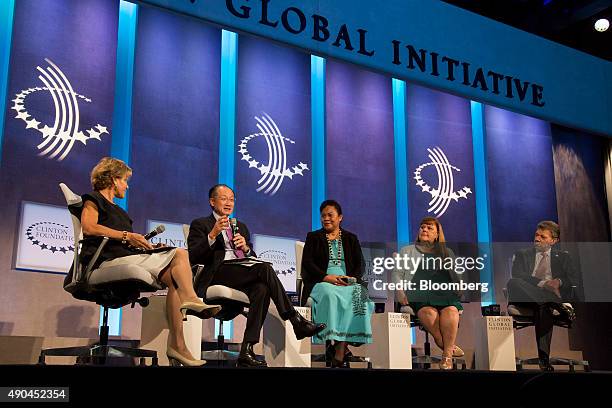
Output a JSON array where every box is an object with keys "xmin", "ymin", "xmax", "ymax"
[
  {"xmin": 507, "ymin": 278, "xmax": 564, "ymax": 361},
  {"xmin": 210, "ymin": 262, "xmax": 296, "ymax": 343}
]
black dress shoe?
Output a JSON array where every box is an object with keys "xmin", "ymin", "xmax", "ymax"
[
  {"xmin": 237, "ymin": 343, "xmax": 267, "ymax": 368},
  {"xmin": 289, "ymin": 311, "xmax": 326, "ymax": 340},
  {"xmin": 539, "ymin": 360, "xmax": 554, "ymax": 371},
  {"xmin": 330, "ymin": 357, "xmax": 348, "ymax": 368},
  {"xmin": 557, "ymin": 303, "xmax": 576, "ymax": 321}
]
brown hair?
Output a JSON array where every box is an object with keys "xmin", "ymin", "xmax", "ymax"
[
  {"xmin": 90, "ymin": 157, "xmax": 132, "ymax": 191},
  {"xmin": 537, "ymin": 220, "xmax": 560, "ymax": 240},
  {"xmin": 416, "ymin": 216, "xmax": 449, "ymax": 258}
]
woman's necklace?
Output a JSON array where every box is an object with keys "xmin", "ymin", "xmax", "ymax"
[{"xmin": 326, "ymin": 229, "xmax": 343, "ymax": 266}]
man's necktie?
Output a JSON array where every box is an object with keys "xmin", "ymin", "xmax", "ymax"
[
  {"xmin": 225, "ymin": 225, "xmax": 245, "ymax": 258},
  {"xmin": 534, "ymin": 252, "xmax": 549, "ymax": 280}
]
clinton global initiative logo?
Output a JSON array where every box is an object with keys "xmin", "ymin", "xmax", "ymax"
[
  {"xmin": 238, "ymin": 113, "xmax": 309, "ymax": 196},
  {"xmin": 11, "ymin": 58, "xmax": 109, "ymax": 161},
  {"xmin": 258, "ymin": 250, "xmax": 296, "ymax": 276},
  {"xmin": 26, "ymin": 222, "xmax": 74, "ymax": 254},
  {"xmin": 414, "ymin": 147, "xmax": 472, "ymax": 217}
]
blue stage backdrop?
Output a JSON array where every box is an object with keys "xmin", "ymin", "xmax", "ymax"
[
  {"xmin": 486, "ymin": 106, "xmax": 559, "ymax": 300},
  {"xmin": 326, "ymin": 60, "xmax": 396, "ymax": 244},
  {"xmin": 405, "ymin": 84, "xmax": 476, "ymax": 243},
  {"xmin": 485, "ymin": 106, "xmax": 558, "ymax": 242},
  {"xmin": 129, "ymin": 5, "xmax": 221, "ymax": 232},
  {"xmin": 0, "ymin": 0, "xmax": 118, "ymax": 259},
  {"xmin": 234, "ymin": 35, "xmax": 311, "ymax": 240}
]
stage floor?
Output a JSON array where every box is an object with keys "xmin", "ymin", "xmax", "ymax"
[{"xmin": 1, "ymin": 364, "xmax": 610, "ymax": 406}]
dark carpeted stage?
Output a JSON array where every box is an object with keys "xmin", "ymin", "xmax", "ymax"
[{"xmin": 2, "ymin": 364, "xmax": 610, "ymax": 406}]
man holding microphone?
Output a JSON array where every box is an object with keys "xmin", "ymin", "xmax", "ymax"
[{"xmin": 187, "ymin": 184, "xmax": 325, "ymax": 367}]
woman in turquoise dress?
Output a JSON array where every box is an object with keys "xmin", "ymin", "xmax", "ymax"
[
  {"xmin": 392, "ymin": 217, "xmax": 463, "ymax": 369},
  {"xmin": 301, "ymin": 200, "xmax": 374, "ymax": 367}
]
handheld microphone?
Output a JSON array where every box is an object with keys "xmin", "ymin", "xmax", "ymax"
[
  {"xmin": 144, "ymin": 224, "xmax": 165, "ymax": 240},
  {"xmin": 230, "ymin": 218, "xmax": 239, "ymax": 236}
]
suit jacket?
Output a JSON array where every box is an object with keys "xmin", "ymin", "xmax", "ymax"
[
  {"xmin": 187, "ymin": 213, "xmax": 254, "ymax": 298},
  {"xmin": 300, "ymin": 228, "xmax": 364, "ymax": 306},
  {"xmin": 511, "ymin": 246, "xmax": 579, "ymax": 301}
]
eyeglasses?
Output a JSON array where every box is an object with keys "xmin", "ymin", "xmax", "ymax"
[{"xmin": 216, "ymin": 196, "xmax": 235, "ymax": 203}]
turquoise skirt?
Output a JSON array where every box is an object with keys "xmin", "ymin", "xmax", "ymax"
[{"xmin": 310, "ymin": 281, "xmax": 374, "ymax": 345}]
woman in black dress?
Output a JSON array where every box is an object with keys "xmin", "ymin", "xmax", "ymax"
[{"xmin": 80, "ymin": 157, "xmax": 220, "ymax": 366}]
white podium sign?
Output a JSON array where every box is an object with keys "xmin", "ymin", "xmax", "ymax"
[
  {"xmin": 475, "ymin": 316, "xmax": 516, "ymax": 371},
  {"xmin": 263, "ymin": 306, "xmax": 311, "ymax": 367},
  {"xmin": 252, "ymin": 234, "xmax": 298, "ymax": 293},
  {"xmin": 146, "ymin": 220, "xmax": 188, "ymax": 249},
  {"xmin": 15, "ymin": 201, "xmax": 74, "ymax": 273},
  {"xmin": 364, "ymin": 312, "xmax": 412, "ymax": 369}
]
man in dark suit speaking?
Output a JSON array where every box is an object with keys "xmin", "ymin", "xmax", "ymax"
[
  {"xmin": 507, "ymin": 220, "xmax": 578, "ymax": 371},
  {"xmin": 187, "ymin": 184, "xmax": 325, "ymax": 367}
]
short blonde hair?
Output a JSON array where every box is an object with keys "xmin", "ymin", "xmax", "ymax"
[{"xmin": 90, "ymin": 157, "xmax": 132, "ymax": 191}]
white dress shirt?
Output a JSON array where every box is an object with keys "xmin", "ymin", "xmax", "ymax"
[
  {"xmin": 533, "ymin": 248, "xmax": 553, "ymax": 288},
  {"xmin": 208, "ymin": 212, "xmax": 252, "ymax": 261}
]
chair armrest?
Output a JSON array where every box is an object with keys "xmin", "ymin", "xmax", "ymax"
[
  {"xmin": 399, "ymin": 305, "xmax": 415, "ymax": 316},
  {"xmin": 82, "ymin": 237, "xmax": 110, "ymax": 280},
  {"xmin": 192, "ymin": 264, "xmax": 205, "ymax": 285}
]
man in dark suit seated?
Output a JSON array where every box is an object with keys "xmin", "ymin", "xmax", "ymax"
[
  {"xmin": 507, "ymin": 220, "xmax": 578, "ymax": 371},
  {"xmin": 187, "ymin": 184, "xmax": 325, "ymax": 367}
]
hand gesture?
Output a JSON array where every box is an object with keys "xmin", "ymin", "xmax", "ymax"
[
  {"xmin": 543, "ymin": 279, "xmax": 561, "ymax": 298},
  {"xmin": 210, "ymin": 216, "xmax": 230, "ymax": 240}
]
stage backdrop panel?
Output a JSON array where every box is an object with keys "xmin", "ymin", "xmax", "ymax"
[
  {"xmin": 0, "ymin": 0, "xmax": 118, "ymax": 215},
  {"xmin": 0, "ymin": 0, "xmax": 118, "ymax": 265},
  {"xmin": 485, "ymin": 106, "xmax": 558, "ymax": 242},
  {"xmin": 234, "ymin": 35, "xmax": 311, "ymax": 239},
  {"xmin": 130, "ymin": 5, "xmax": 221, "ymax": 232},
  {"xmin": 0, "ymin": 0, "xmax": 119, "ymax": 338},
  {"xmin": 485, "ymin": 106, "xmax": 558, "ymax": 303},
  {"xmin": 326, "ymin": 60, "xmax": 396, "ymax": 244},
  {"xmin": 405, "ymin": 84, "xmax": 476, "ymax": 243}
]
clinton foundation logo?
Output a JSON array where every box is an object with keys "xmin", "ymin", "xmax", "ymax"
[
  {"xmin": 25, "ymin": 222, "xmax": 74, "ymax": 254},
  {"xmin": 258, "ymin": 249, "xmax": 296, "ymax": 276},
  {"xmin": 11, "ymin": 58, "xmax": 109, "ymax": 161}
]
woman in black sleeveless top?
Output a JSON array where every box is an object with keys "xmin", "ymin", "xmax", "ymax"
[{"xmin": 80, "ymin": 157, "xmax": 220, "ymax": 366}]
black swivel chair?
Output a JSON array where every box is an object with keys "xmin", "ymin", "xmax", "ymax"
[
  {"xmin": 503, "ymin": 256, "xmax": 589, "ymax": 372},
  {"xmin": 39, "ymin": 183, "xmax": 159, "ymax": 366}
]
